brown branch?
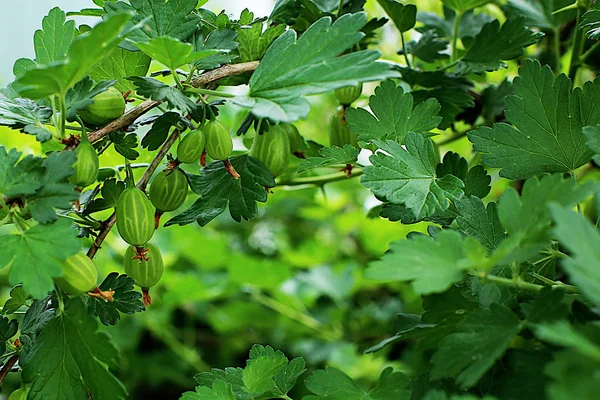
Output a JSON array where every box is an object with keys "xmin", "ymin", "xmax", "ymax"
[
  {"xmin": 0, "ymin": 354, "xmax": 19, "ymax": 386},
  {"xmin": 190, "ymin": 61, "xmax": 259, "ymax": 87},
  {"xmin": 66, "ymin": 61, "xmax": 260, "ymax": 150}
]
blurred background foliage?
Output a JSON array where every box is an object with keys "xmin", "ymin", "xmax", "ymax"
[{"xmin": 0, "ymin": 0, "xmax": 531, "ymax": 398}]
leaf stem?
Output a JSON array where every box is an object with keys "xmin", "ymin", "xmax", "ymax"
[
  {"xmin": 581, "ymin": 39, "xmax": 600, "ymax": 62},
  {"xmin": 400, "ymin": 32, "xmax": 412, "ymax": 69},
  {"xmin": 337, "ymin": 0, "xmax": 344, "ymax": 16},
  {"xmin": 568, "ymin": 4, "xmax": 588, "ymax": 81},
  {"xmin": 171, "ymin": 69, "xmax": 185, "ymax": 91},
  {"xmin": 277, "ymin": 168, "xmax": 363, "ymax": 187},
  {"xmin": 184, "ymin": 87, "xmax": 235, "ymax": 98},
  {"xmin": 553, "ymin": 27, "xmax": 562, "ymax": 74},
  {"xmin": 475, "ymin": 271, "xmax": 580, "ymax": 294},
  {"xmin": 531, "ymin": 272, "xmax": 581, "ymax": 293},
  {"xmin": 451, "ymin": 11, "xmax": 463, "ymax": 62}
]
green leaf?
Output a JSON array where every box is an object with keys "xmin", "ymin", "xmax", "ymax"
[
  {"xmin": 456, "ymin": 197, "xmax": 506, "ymax": 250},
  {"xmin": 104, "ymin": 0, "xmax": 201, "ymax": 46},
  {"xmin": 141, "ymin": 111, "xmax": 185, "ymax": 150},
  {"xmin": 84, "ymin": 178, "xmax": 125, "ymax": 215},
  {"xmin": 417, "ymin": 9, "xmax": 494, "ymax": 39},
  {"xmin": 240, "ymin": 13, "xmax": 397, "ymax": 122},
  {"xmin": 272, "ymin": 357, "xmax": 306, "ymax": 397},
  {"xmin": 0, "ymin": 147, "xmax": 43, "ymax": 198},
  {"xmin": 455, "ymin": 18, "xmax": 543, "ymax": 74},
  {"xmin": 192, "ymin": 29, "xmax": 239, "ymax": 69},
  {"xmin": 19, "ymin": 297, "xmax": 55, "ymax": 353},
  {"xmin": 0, "ymin": 93, "xmax": 53, "ymax": 142},
  {"xmin": 14, "ymin": 13, "xmax": 132, "ymax": 99},
  {"xmin": 584, "ymin": 125, "xmax": 600, "ymax": 165},
  {"xmin": 550, "ymin": 205, "xmax": 600, "ymax": 307},
  {"xmin": 583, "ymin": 1, "xmax": 600, "ymax": 40},
  {"xmin": 109, "ymin": 131, "xmax": 140, "ymax": 160},
  {"xmin": 361, "ymin": 134, "xmax": 464, "ymax": 220},
  {"xmin": 399, "ymin": 68, "xmax": 474, "ymax": 130},
  {"xmin": 0, "ymin": 219, "xmax": 80, "ymax": 299},
  {"xmin": 237, "ymin": 20, "xmax": 286, "ymax": 62},
  {"xmin": 443, "ymin": 0, "xmax": 493, "ymax": 13},
  {"xmin": 305, "ymin": 367, "xmax": 410, "ymax": 400},
  {"xmin": 297, "ymin": 145, "xmax": 358, "ymax": 173},
  {"xmin": 243, "ymin": 345, "xmax": 288, "ymax": 395},
  {"xmin": 90, "ymin": 47, "xmax": 151, "ymax": 92},
  {"xmin": 181, "ymin": 381, "xmax": 236, "ymax": 400},
  {"xmin": 545, "ymin": 350, "xmax": 600, "ymax": 400},
  {"xmin": 2, "ymin": 285, "xmax": 30, "ymax": 315},
  {"xmin": 493, "ymin": 175, "xmax": 596, "ymax": 265},
  {"xmin": 21, "ymin": 298, "xmax": 127, "ymax": 400},
  {"xmin": 166, "ymin": 155, "xmax": 276, "ymax": 227},
  {"xmin": 0, "ymin": 315, "xmax": 18, "ymax": 355},
  {"xmin": 533, "ymin": 321, "xmax": 600, "ymax": 360},
  {"xmin": 33, "ymin": 7, "xmax": 76, "ymax": 66},
  {"xmin": 26, "ymin": 151, "xmax": 78, "ymax": 224},
  {"xmin": 480, "ymin": 79, "xmax": 513, "ymax": 123},
  {"xmin": 129, "ymin": 77, "xmax": 196, "ymax": 113},
  {"xmin": 431, "ymin": 304, "xmax": 522, "ymax": 388},
  {"xmin": 406, "ymin": 31, "xmax": 449, "ymax": 63},
  {"xmin": 346, "ymin": 80, "xmax": 441, "ymax": 143},
  {"xmin": 469, "ymin": 60, "xmax": 600, "ymax": 179},
  {"xmin": 366, "ymin": 230, "xmax": 484, "ymax": 294},
  {"xmin": 65, "ymin": 77, "xmax": 116, "ymax": 121},
  {"xmin": 13, "ymin": 58, "xmax": 38, "ymax": 78},
  {"xmin": 88, "ymin": 272, "xmax": 145, "ymax": 326},
  {"xmin": 436, "ymin": 152, "xmax": 491, "ymax": 198},
  {"xmin": 521, "ymin": 287, "xmax": 568, "ymax": 324},
  {"xmin": 376, "ymin": 0, "xmax": 416, "ymax": 33},
  {"xmin": 503, "ymin": 0, "xmax": 556, "ymax": 30},
  {"xmin": 136, "ymin": 37, "xmax": 219, "ymax": 70}
]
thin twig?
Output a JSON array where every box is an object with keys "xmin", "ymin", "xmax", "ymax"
[
  {"xmin": 276, "ymin": 169, "xmax": 363, "ymax": 187},
  {"xmin": 0, "ymin": 354, "xmax": 19, "ymax": 386},
  {"xmin": 66, "ymin": 61, "xmax": 260, "ymax": 150}
]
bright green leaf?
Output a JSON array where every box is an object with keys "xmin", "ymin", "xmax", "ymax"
[
  {"xmin": 0, "ymin": 219, "xmax": 80, "ymax": 299},
  {"xmin": 469, "ymin": 60, "xmax": 600, "ymax": 179},
  {"xmin": 366, "ymin": 230, "xmax": 485, "ymax": 294},
  {"xmin": 443, "ymin": 0, "xmax": 493, "ymax": 13},
  {"xmin": 550, "ymin": 205, "xmax": 600, "ymax": 307},
  {"xmin": 136, "ymin": 37, "xmax": 219, "ymax": 70},
  {"xmin": 376, "ymin": 0, "xmax": 416, "ymax": 33},
  {"xmin": 362, "ymin": 134, "xmax": 464, "ymax": 220},
  {"xmin": 90, "ymin": 47, "xmax": 151, "ymax": 92},
  {"xmin": 240, "ymin": 13, "xmax": 397, "ymax": 122},
  {"xmin": 34, "ymin": 7, "xmax": 76, "ymax": 66},
  {"xmin": 21, "ymin": 298, "xmax": 128, "ymax": 400},
  {"xmin": 346, "ymin": 80, "xmax": 441, "ymax": 143},
  {"xmin": 455, "ymin": 18, "xmax": 543, "ymax": 74}
]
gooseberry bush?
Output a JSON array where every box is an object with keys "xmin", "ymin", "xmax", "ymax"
[{"xmin": 1, "ymin": 0, "xmax": 600, "ymax": 398}]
